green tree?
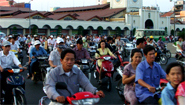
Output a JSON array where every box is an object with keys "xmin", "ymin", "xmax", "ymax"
[
  {"xmin": 57, "ymin": 26, "xmax": 62, "ymax": 36},
  {"xmin": 32, "ymin": 26, "xmax": 38, "ymax": 35},
  {"xmin": 171, "ymin": 29, "xmax": 174, "ymax": 35},
  {"xmin": 97, "ymin": 26, "xmax": 103, "ymax": 35},
  {"xmin": 116, "ymin": 27, "xmax": 121, "ymax": 36},
  {"xmin": 165, "ymin": 27, "xmax": 167, "ymax": 35},
  {"xmin": 178, "ymin": 29, "xmax": 185, "ymax": 40},
  {"xmin": 78, "ymin": 26, "xmax": 84, "ymax": 35},
  {"xmin": 12, "ymin": 26, "xmax": 17, "ymax": 34},
  {"xmin": 133, "ymin": 28, "xmax": 136, "ymax": 35}
]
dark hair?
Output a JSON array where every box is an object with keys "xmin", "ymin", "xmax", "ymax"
[
  {"xmin": 107, "ymin": 37, "xmax": 113, "ymax": 42},
  {"xmin": 150, "ymin": 38, "xmax": 153, "ymax": 42},
  {"xmin": 61, "ymin": 49, "xmax": 76, "ymax": 60},
  {"xmin": 98, "ymin": 40, "xmax": 107, "ymax": 48},
  {"xmin": 77, "ymin": 38, "xmax": 83, "ymax": 44},
  {"xmin": 136, "ymin": 38, "xmax": 145, "ymax": 45},
  {"xmin": 131, "ymin": 48, "xmax": 143, "ymax": 58},
  {"xmin": 159, "ymin": 37, "xmax": 162, "ymax": 40},
  {"xmin": 178, "ymin": 37, "xmax": 182, "ymax": 41},
  {"xmin": 166, "ymin": 62, "xmax": 184, "ymax": 81},
  {"xmin": 143, "ymin": 45, "xmax": 155, "ymax": 55}
]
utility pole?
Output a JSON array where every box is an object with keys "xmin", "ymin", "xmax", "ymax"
[
  {"xmin": 174, "ymin": 1, "xmax": 176, "ymax": 36},
  {"xmin": 29, "ymin": 0, "xmax": 31, "ymax": 35}
]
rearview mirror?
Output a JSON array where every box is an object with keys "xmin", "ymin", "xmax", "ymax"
[{"xmin": 55, "ymin": 82, "xmax": 67, "ymax": 89}]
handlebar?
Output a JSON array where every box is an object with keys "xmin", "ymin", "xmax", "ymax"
[{"xmin": 3, "ymin": 67, "xmax": 24, "ymax": 73}]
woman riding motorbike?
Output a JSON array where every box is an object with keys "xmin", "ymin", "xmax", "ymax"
[
  {"xmin": 122, "ymin": 49, "xmax": 143, "ymax": 105},
  {"xmin": 95, "ymin": 40, "xmax": 117, "ymax": 83}
]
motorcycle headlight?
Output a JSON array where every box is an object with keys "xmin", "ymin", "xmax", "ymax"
[
  {"xmin": 103, "ymin": 67, "xmax": 107, "ymax": 71},
  {"xmin": 71, "ymin": 98, "xmax": 100, "ymax": 105}
]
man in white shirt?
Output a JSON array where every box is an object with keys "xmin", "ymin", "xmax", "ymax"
[
  {"xmin": 0, "ymin": 41, "xmax": 26, "ymax": 104},
  {"xmin": 9, "ymin": 37, "xmax": 20, "ymax": 52},
  {"xmin": 66, "ymin": 36, "xmax": 72, "ymax": 46},
  {"xmin": 18, "ymin": 34, "xmax": 26, "ymax": 42},
  {"xmin": 93, "ymin": 35, "xmax": 100, "ymax": 43},
  {"xmin": 47, "ymin": 35, "xmax": 55, "ymax": 51}
]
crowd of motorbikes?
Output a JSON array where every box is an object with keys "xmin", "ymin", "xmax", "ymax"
[{"xmin": 1, "ymin": 34, "xmax": 182, "ymax": 105}]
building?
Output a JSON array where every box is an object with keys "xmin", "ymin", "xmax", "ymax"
[
  {"xmin": 0, "ymin": 0, "xmax": 13, "ymax": 7},
  {"xmin": 96, "ymin": 0, "xmax": 110, "ymax": 5},
  {"xmin": 0, "ymin": 0, "xmax": 184, "ymax": 36}
]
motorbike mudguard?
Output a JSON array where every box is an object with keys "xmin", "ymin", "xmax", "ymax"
[
  {"xmin": 15, "ymin": 86, "xmax": 25, "ymax": 94},
  {"xmin": 102, "ymin": 60, "xmax": 113, "ymax": 71},
  {"xmin": 105, "ymin": 72, "xmax": 112, "ymax": 77}
]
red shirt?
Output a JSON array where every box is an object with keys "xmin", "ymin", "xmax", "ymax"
[{"xmin": 175, "ymin": 81, "xmax": 185, "ymax": 105}]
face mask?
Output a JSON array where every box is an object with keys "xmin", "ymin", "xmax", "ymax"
[{"xmin": 57, "ymin": 45, "xmax": 66, "ymax": 49}]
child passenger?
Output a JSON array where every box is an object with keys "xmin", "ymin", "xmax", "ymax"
[{"xmin": 161, "ymin": 62, "xmax": 184, "ymax": 105}]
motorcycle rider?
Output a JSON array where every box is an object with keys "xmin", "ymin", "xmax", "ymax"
[
  {"xmin": 95, "ymin": 40, "xmax": 117, "ymax": 83},
  {"xmin": 28, "ymin": 40, "xmax": 48, "ymax": 80},
  {"xmin": 49, "ymin": 38, "xmax": 65, "ymax": 68},
  {"xmin": 45, "ymin": 49, "xmax": 104, "ymax": 104},
  {"xmin": 0, "ymin": 41, "xmax": 26, "ymax": 104},
  {"xmin": 66, "ymin": 36, "xmax": 72, "ymax": 47},
  {"xmin": 122, "ymin": 49, "xmax": 143, "ymax": 105},
  {"xmin": 25, "ymin": 35, "xmax": 31, "ymax": 44},
  {"xmin": 47, "ymin": 35, "xmax": 55, "ymax": 51},
  {"xmin": 10, "ymin": 36, "xmax": 20, "ymax": 52},
  {"xmin": 73, "ymin": 38, "xmax": 92, "ymax": 63},
  {"xmin": 106, "ymin": 37, "xmax": 114, "ymax": 52},
  {"xmin": 157, "ymin": 37, "xmax": 165, "ymax": 50},
  {"xmin": 135, "ymin": 45, "xmax": 166, "ymax": 104}
]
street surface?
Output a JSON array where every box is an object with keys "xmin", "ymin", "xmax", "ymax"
[{"xmin": 21, "ymin": 43, "xmax": 176, "ymax": 105}]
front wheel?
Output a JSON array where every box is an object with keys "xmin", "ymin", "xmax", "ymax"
[
  {"xmin": 166, "ymin": 51, "xmax": 171, "ymax": 59},
  {"xmin": 116, "ymin": 79, "xmax": 125, "ymax": 100},
  {"xmin": 160, "ymin": 54, "xmax": 168, "ymax": 65},
  {"xmin": 107, "ymin": 77, "xmax": 112, "ymax": 91},
  {"xmin": 15, "ymin": 91, "xmax": 27, "ymax": 105}
]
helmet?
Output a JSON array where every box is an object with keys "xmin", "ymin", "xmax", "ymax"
[{"xmin": 150, "ymin": 36, "xmax": 154, "ymax": 39}]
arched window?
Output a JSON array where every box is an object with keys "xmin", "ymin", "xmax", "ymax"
[
  {"xmin": 32, "ymin": 15, "xmax": 43, "ymax": 19},
  {"xmin": 91, "ymin": 18, "xmax": 100, "ymax": 21},
  {"xmin": 63, "ymin": 17, "xmax": 73, "ymax": 20}
]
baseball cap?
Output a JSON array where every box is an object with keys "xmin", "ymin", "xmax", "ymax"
[
  {"xmin": 56, "ymin": 38, "xmax": 64, "ymax": 44},
  {"xmin": 50, "ymin": 35, "xmax": 53, "ymax": 38},
  {"xmin": 34, "ymin": 40, "xmax": 41, "ymax": 46},
  {"xmin": 67, "ymin": 36, "xmax": 70, "ymax": 39},
  {"xmin": 2, "ymin": 41, "xmax": 11, "ymax": 46},
  {"xmin": 34, "ymin": 35, "xmax": 37, "ymax": 37},
  {"xmin": 9, "ymin": 35, "xmax": 12, "ymax": 38},
  {"xmin": 28, "ymin": 35, "xmax": 30, "ymax": 37}
]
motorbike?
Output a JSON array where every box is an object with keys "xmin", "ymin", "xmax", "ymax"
[
  {"xmin": 39, "ymin": 82, "xmax": 100, "ymax": 105},
  {"xmin": 75, "ymin": 59, "xmax": 91, "ymax": 81},
  {"xmin": 175, "ymin": 51, "xmax": 185, "ymax": 61},
  {"xmin": 31, "ymin": 53, "xmax": 50, "ymax": 83},
  {"xmin": 121, "ymin": 79, "xmax": 168, "ymax": 105},
  {"xmin": 155, "ymin": 45, "xmax": 168, "ymax": 65},
  {"xmin": 1, "ymin": 66, "xmax": 27, "ymax": 105},
  {"xmin": 161, "ymin": 45, "xmax": 171, "ymax": 59},
  {"xmin": 94, "ymin": 55, "xmax": 114, "ymax": 91},
  {"xmin": 88, "ymin": 46, "xmax": 96, "ymax": 58}
]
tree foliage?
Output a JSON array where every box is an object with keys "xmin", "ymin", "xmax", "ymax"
[{"xmin": 32, "ymin": 26, "xmax": 38, "ymax": 35}]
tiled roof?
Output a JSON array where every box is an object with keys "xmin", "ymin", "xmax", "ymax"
[
  {"xmin": 161, "ymin": 11, "xmax": 174, "ymax": 17},
  {"xmin": 0, "ymin": 6, "xmax": 31, "ymax": 12},
  {"xmin": 48, "ymin": 14, "xmax": 77, "ymax": 20},
  {"xmin": 0, "ymin": 10, "xmax": 22, "ymax": 16},
  {"xmin": 54, "ymin": 4, "xmax": 109, "ymax": 13},
  {"xmin": 11, "ymin": 12, "xmax": 47, "ymax": 18}
]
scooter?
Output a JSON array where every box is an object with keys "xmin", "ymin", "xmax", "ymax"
[
  {"xmin": 155, "ymin": 45, "xmax": 168, "ymax": 65},
  {"xmin": 1, "ymin": 66, "xmax": 27, "ymax": 105},
  {"xmin": 161, "ymin": 45, "xmax": 171, "ymax": 59},
  {"xmin": 94, "ymin": 55, "xmax": 114, "ymax": 91},
  {"xmin": 122, "ymin": 79, "xmax": 168, "ymax": 105},
  {"xmin": 39, "ymin": 82, "xmax": 100, "ymax": 105},
  {"xmin": 175, "ymin": 51, "xmax": 185, "ymax": 61},
  {"xmin": 31, "ymin": 53, "xmax": 49, "ymax": 83},
  {"xmin": 75, "ymin": 59, "xmax": 91, "ymax": 81}
]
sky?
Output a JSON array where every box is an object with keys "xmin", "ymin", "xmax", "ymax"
[{"xmin": 14, "ymin": 0, "xmax": 175, "ymax": 12}]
